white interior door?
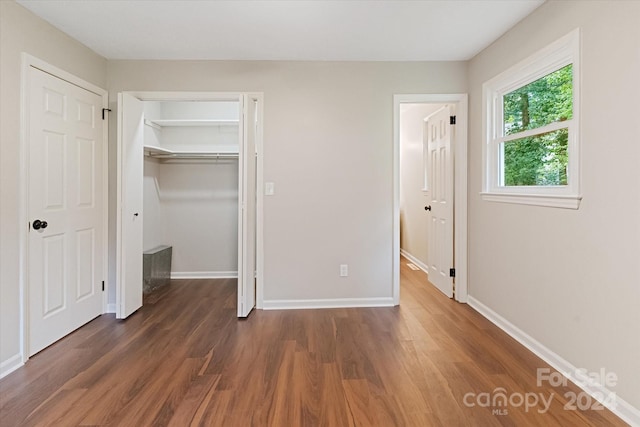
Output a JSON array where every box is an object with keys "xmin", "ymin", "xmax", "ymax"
[
  {"xmin": 237, "ymin": 95, "xmax": 259, "ymax": 317},
  {"xmin": 116, "ymin": 93, "xmax": 144, "ymax": 319},
  {"xmin": 425, "ymin": 105, "xmax": 454, "ymax": 298},
  {"xmin": 28, "ymin": 66, "xmax": 104, "ymax": 355}
]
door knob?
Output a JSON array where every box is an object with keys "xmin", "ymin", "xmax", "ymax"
[
  {"xmin": 32, "ymin": 219, "xmax": 48, "ymax": 230},
  {"xmin": 424, "ymin": 205, "xmax": 432, "ymax": 211}
]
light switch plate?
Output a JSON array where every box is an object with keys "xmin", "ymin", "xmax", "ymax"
[{"xmin": 265, "ymin": 182, "xmax": 275, "ymax": 196}]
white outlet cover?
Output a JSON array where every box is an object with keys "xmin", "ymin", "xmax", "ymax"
[{"xmin": 340, "ymin": 264, "xmax": 348, "ymax": 277}]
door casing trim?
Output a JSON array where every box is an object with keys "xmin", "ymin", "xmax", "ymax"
[{"xmin": 393, "ymin": 94, "xmax": 468, "ymax": 304}]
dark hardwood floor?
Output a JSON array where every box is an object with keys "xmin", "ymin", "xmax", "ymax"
[{"xmin": 0, "ymin": 259, "xmax": 626, "ymax": 426}]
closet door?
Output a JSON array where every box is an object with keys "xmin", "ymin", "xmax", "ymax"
[
  {"xmin": 237, "ymin": 95, "xmax": 259, "ymax": 317},
  {"xmin": 116, "ymin": 93, "xmax": 144, "ymax": 319}
]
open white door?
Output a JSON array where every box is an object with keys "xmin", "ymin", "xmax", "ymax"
[
  {"xmin": 425, "ymin": 105, "xmax": 454, "ymax": 298},
  {"xmin": 116, "ymin": 93, "xmax": 144, "ymax": 319},
  {"xmin": 237, "ymin": 95, "xmax": 258, "ymax": 317}
]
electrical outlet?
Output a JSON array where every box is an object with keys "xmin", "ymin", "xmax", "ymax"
[{"xmin": 340, "ymin": 264, "xmax": 348, "ymax": 277}]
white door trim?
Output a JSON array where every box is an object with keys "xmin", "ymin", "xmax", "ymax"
[
  {"xmin": 393, "ymin": 94, "xmax": 468, "ymax": 304},
  {"xmin": 19, "ymin": 54, "xmax": 109, "ymax": 363},
  {"xmin": 115, "ymin": 91, "xmax": 264, "ymax": 309}
]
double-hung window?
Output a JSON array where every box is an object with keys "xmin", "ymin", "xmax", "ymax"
[{"xmin": 482, "ymin": 29, "xmax": 581, "ymax": 209}]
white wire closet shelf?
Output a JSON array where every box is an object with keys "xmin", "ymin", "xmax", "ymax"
[{"xmin": 144, "ymin": 118, "xmax": 239, "ymax": 129}]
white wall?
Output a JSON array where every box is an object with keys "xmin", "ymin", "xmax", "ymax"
[
  {"xmin": 467, "ymin": 0, "xmax": 640, "ymax": 412},
  {"xmin": 142, "ymin": 102, "xmax": 165, "ymax": 251},
  {"xmin": 155, "ymin": 161, "xmax": 239, "ymax": 275},
  {"xmin": 143, "ymin": 157, "xmax": 164, "ymax": 251},
  {"xmin": 106, "ymin": 61, "xmax": 468, "ymax": 305},
  {"xmin": 0, "ymin": 1, "xmax": 107, "ymax": 375},
  {"xmin": 399, "ymin": 103, "xmax": 442, "ymax": 268},
  {"xmin": 160, "ymin": 101, "xmax": 239, "ymax": 121}
]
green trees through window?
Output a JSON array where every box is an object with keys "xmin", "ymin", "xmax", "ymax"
[{"xmin": 502, "ymin": 64, "xmax": 573, "ymax": 186}]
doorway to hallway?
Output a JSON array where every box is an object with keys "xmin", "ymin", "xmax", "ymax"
[{"xmin": 393, "ymin": 94, "xmax": 468, "ymax": 304}]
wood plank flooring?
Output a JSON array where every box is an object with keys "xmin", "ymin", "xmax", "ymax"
[{"xmin": 0, "ymin": 259, "xmax": 627, "ymax": 426}]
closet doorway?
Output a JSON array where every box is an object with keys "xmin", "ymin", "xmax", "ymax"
[{"xmin": 116, "ymin": 92, "xmax": 262, "ymax": 319}]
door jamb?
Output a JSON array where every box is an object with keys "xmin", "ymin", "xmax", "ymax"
[
  {"xmin": 116, "ymin": 91, "xmax": 264, "ymax": 311},
  {"xmin": 393, "ymin": 94, "xmax": 468, "ymax": 304},
  {"xmin": 19, "ymin": 54, "xmax": 109, "ymax": 364}
]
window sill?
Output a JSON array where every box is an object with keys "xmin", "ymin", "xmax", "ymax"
[{"xmin": 480, "ymin": 192, "xmax": 582, "ymax": 209}]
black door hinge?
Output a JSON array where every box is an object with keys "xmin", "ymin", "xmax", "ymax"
[
  {"xmin": 102, "ymin": 280, "xmax": 105, "ymax": 291},
  {"xmin": 450, "ymin": 116, "xmax": 456, "ymax": 125},
  {"xmin": 449, "ymin": 268, "xmax": 456, "ymax": 278},
  {"xmin": 102, "ymin": 108, "xmax": 111, "ymax": 120}
]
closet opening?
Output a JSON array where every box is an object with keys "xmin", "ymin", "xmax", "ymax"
[
  {"xmin": 143, "ymin": 100, "xmax": 241, "ymax": 283},
  {"xmin": 116, "ymin": 92, "xmax": 262, "ymax": 320}
]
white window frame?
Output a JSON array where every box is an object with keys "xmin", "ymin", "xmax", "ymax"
[{"xmin": 481, "ymin": 29, "xmax": 581, "ymax": 209}]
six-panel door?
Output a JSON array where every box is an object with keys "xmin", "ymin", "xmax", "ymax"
[{"xmin": 28, "ymin": 66, "xmax": 104, "ymax": 355}]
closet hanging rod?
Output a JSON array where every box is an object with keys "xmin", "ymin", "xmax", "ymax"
[{"xmin": 146, "ymin": 152, "xmax": 239, "ymax": 160}]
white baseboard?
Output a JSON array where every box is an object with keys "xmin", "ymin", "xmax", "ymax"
[
  {"xmin": 468, "ymin": 296, "xmax": 640, "ymax": 427},
  {"xmin": 170, "ymin": 271, "xmax": 238, "ymax": 279},
  {"xmin": 0, "ymin": 353, "xmax": 24, "ymax": 379},
  {"xmin": 400, "ymin": 249, "xmax": 429, "ymax": 273},
  {"xmin": 106, "ymin": 303, "xmax": 116, "ymax": 314},
  {"xmin": 262, "ymin": 297, "xmax": 395, "ymax": 310}
]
